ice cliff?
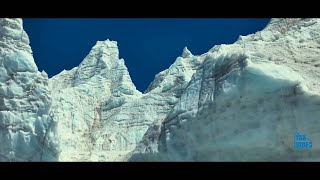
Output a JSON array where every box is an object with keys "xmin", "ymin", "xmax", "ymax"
[
  {"xmin": 0, "ymin": 18, "xmax": 59, "ymax": 161},
  {"xmin": 127, "ymin": 18, "xmax": 320, "ymax": 161},
  {"xmin": 2, "ymin": 18, "xmax": 320, "ymax": 162}
]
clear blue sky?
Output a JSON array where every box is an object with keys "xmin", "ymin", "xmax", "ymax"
[{"xmin": 23, "ymin": 18, "xmax": 270, "ymax": 92}]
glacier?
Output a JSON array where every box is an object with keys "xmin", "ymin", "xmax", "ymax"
[{"xmin": 1, "ymin": 18, "xmax": 320, "ymax": 161}]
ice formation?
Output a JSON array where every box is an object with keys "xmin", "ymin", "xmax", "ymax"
[
  {"xmin": 0, "ymin": 18, "xmax": 59, "ymax": 161},
  {"xmin": 2, "ymin": 18, "xmax": 320, "ymax": 162},
  {"xmin": 49, "ymin": 39, "xmax": 203, "ymax": 161},
  {"xmin": 49, "ymin": 40, "xmax": 143, "ymax": 161},
  {"xmin": 127, "ymin": 18, "xmax": 320, "ymax": 161}
]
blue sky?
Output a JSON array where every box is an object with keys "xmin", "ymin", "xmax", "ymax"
[{"xmin": 23, "ymin": 18, "xmax": 270, "ymax": 92}]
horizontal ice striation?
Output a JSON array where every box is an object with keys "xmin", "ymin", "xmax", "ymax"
[
  {"xmin": 128, "ymin": 18, "xmax": 320, "ymax": 161},
  {"xmin": 0, "ymin": 18, "xmax": 59, "ymax": 161}
]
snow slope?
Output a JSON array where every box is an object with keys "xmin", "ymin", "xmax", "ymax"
[
  {"xmin": 0, "ymin": 18, "xmax": 59, "ymax": 161},
  {"xmin": 127, "ymin": 18, "xmax": 320, "ymax": 161}
]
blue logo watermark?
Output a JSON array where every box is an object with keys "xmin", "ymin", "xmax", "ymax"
[
  {"xmin": 294, "ymin": 132, "xmax": 313, "ymax": 159},
  {"xmin": 294, "ymin": 132, "xmax": 312, "ymax": 149}
]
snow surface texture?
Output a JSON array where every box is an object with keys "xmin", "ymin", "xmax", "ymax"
[
  {"xmin": 0, "ymin": 18, "xmax": 59, "ymax": 161},
  {"xmin": 127, "ymin": 18, "xmax": 320, "ymax": 161}
]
